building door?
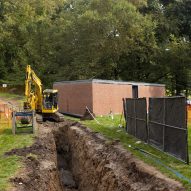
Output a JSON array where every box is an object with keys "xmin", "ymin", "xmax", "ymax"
[{"xmin": 132, "ymin": 85, "xmax": 138, "ymax": 98}]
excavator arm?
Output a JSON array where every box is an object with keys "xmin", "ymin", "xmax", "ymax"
[{"xmin": 24, "ymin": 65, "xmax": 43, "ymax": 112}]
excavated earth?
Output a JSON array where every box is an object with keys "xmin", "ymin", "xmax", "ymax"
[{"xmin": 7, "ymin": 120, "xmax": 185, "ymax": 191}]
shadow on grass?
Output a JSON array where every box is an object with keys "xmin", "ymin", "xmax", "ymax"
[
  {"xmin": 1, "ymin": 128, "xmax": 12, "ymax": 135},
  {"xmin": 1, "ymin": 127, "xmax": 33, "ymax": 135}
]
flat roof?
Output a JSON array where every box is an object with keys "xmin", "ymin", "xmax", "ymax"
[{"xmin": 54, "ymin": 79, "xmax": 165, "ymax": 87}]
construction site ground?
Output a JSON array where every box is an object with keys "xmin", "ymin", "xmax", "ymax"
[{"xmin": 0, "ymin": 93, "xmax": 191, "ymax": 191}]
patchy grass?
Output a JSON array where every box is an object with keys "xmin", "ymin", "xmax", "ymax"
[
  {"xmin": 0, "ymin": 93, "xmax": 34, "ymax": 190},
  {"xmin": 0, "ymin": 92, "xmax": 25, "ymax": 108},
  {"xmin": 74, "ymin": 115, "xmax": 191, "ymax": 190},
  {"xmin": 0, "ymin": 92, "xmax": 23, "ymax": 100},
  {"xmin": 0, "ymin": 124, "xmax": 34, "ymax": 190}
]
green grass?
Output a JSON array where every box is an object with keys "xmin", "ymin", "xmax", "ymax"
[
  {"xmin": 65, "ymin": 115, "xmax": 191, "ymax": 190},
  {"xmin": 0, "ymin": 125, "xmax": 34, "ymax": 191}
]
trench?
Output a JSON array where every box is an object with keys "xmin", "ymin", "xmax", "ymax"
[
  {"xmin": 52, "ymin": 122, "xmax": 184, "ymax": 191},
  {"xmin": 56, "ymin": 133, "xmax": 78, "ymax": 191},
  {"xmin": 9, "ymin": 121, "xmax": 185, "ymax": 191}
]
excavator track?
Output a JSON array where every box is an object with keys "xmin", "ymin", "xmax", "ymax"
[
  {"xmin": 42, "ymin": 112, "xmax": 64, "ymax": 122},
  {"xmin": 53, "ymin": 112, "xmax": 65, "ymax": 122}
]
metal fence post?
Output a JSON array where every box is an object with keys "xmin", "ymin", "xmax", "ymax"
[
  {"xmin": 12, "ymin": 111, "xmax": 16, "ymax": 135},
  {"xmin": 162, "ymin": 98, "xmax": 165, "ymax": 152},
  {"xmin": 134, "ymin": 99, "xmax": 137, "ymax": 137},
  {"xmin": 185, "ymin": 98, "xmax": 189, "ymax": 164}
]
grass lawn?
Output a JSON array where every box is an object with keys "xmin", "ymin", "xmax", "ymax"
[
  {"xmin": 0, "ymin": 122, "xmax": 34, "ymax": 190},
  {"xmin": 65, "ymin": 115, "xmax": 191, "ymax": 190}
]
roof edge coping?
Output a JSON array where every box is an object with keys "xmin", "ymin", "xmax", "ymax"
[{"xmin": 53, "ymin": 79, "xmax": 165, "ymax": 87}]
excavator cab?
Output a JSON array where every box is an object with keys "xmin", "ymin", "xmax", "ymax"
[{"xmin": 42, "ymin": 89, "xmax": 58, "ymax": 114}]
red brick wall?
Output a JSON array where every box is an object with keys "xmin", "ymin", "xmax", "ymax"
[
  {"xmin": 138, "ymin": 86, "xmax": 165, "ymax": 110},
  {"xmin": 138, "ymin": 86, "xmax": 165, "ymax": 98},
  {"xmin": 92, "ymin": 83, "xmax": 132, "ymax": 115},
  {"xmin": 53, "ymin": 83, "xmax": 92, "ymax": 115},
  {"xmin": 54, "ymin": 81, "xmax": 165, "ymax": 116}
]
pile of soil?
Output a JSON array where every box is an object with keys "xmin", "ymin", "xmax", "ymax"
[
  {"xmin": 6, "ymin": 120, "xmax": 185, "ymax": 191},
  {"xmin": 7, "ymin": 122, "xmax": 62, "ymax": 191}
]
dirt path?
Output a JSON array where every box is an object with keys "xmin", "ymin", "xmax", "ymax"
[{"xmin": 6, "ymin": 120, "xmax": 185, "ymax": 191}]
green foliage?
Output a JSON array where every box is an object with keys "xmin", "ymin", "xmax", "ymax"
[
  {"xmin": 0, "ymin": 0, "xmax": 190, "ymax": 94},
  {"xmin": 160, "ymin": 36, "xmax": 191, "ymax": 95},
  {"xmin": 55, "ymin": 0, "xmax": 157, "ymax": 80}
]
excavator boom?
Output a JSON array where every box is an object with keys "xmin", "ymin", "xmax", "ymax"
[{"xmin": 25, "ymin": 65, "xmax": 43, "ymax": 111}]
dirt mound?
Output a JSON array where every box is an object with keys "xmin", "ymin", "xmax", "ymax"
[
  {"xmin": 7, "ymin": 120, "xmax": 185, "ymax": 191},
  {"xmin": 5, "ymin": 138, "xmax": 43, "ymax": 157},
  {"xmin": 8, "ymin": 122, "xmax": 62, "ymax": 191}
]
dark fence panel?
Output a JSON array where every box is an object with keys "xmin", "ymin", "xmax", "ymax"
[
  {"xmin": 126, "ymin": 99, "xmax": 136, "ymax": 136},
  {"xmin": 122, "ymin": 98, "xmax": 127, "ymax": 122},
  {"xmin": 135, "ymin": 99, "xmax": 147, "ymax": 141},
  {"xmin": 125, "ymin": 98, "xmax": 147, "ymax": 142},
  {"xmin": 148, "ymin": 98, "xmax": 164, "ymax": 149},
  {"xmin": 148, "ymin": 97, "xmax": 188, "ymax": 163}
]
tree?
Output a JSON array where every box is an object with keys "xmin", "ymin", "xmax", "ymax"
[
  {"xmin": 0, "ymin": 0, "xmax": 64, "ymax": 86},
  {"xmin": 0, "ymin": 0, "xmax": 190, "ymax": 96},
  {"xmin": 166, "ymin": 0, "xmax": 191, "ymax": 40},
  {"xmin": 55, "ymin": 0, "xmax": 157, "ymax": 81},
  {"xmin": 159, "ymin": 36, "xmax": 191, "ymax": 96}
]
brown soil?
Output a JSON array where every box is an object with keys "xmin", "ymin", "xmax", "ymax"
[
  {"xmin": 7, "ymin": 120, "xmax": 185, "ymax": 191},
  {"xmin": 7, "ymin": 121, "xmax": 62, "ymax": 191}
]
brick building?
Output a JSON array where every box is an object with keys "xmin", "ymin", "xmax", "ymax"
[{"xmin": 53, "ymin": 79, "xmax": 165, "ymax": 116}]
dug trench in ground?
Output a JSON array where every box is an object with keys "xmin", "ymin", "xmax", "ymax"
[{"xmin": 7, "ymin": 120, "xmax": 185, "ymax": 191}]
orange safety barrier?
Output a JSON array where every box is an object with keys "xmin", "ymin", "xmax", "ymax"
[
  {"xmin": 188, "ymin": 105, "xmax": 191, "ymax": 123},
  {"xmin": 0, "ymin": 104, "xmax": 12, "ymax": 132}
]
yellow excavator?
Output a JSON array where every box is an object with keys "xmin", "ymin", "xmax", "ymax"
[{"xmin": 24, "ymin": 65, "xmax": 64, "ymax": 122}]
